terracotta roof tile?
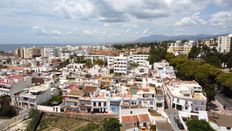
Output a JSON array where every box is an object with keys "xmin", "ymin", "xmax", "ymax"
[
  {"xmin": 121, "ymin": 115, "xmax": 139, "ymax": 124},
  {"xmin": 138, "ymin": 114, "xmax": 150, "ymax": 122}
]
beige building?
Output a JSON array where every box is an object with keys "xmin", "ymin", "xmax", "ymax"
[
  {"xmin": 15, "ymin": 48, "xmax": 32, "ymax": 59},
  {"xmin": 167, "ymin": 41, "xmax": 194, "ymax": 56},
  {"xmin": 203, "ymin": 39, "xmax": 217, "ymax": 47},
  {"xmin": 15, "ymin": 47, "xmax": 42, "ymax": 59},
  {"xmin": 217, "ymin": 34, "xmax": 232, "ymax": 53}
]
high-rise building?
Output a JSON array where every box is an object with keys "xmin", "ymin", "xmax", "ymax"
[
  {"xmin": 113, "ymin": 54, "xmax": 128, "ymax": 74},
  {"xmin": 32, "ymin": 48, "xmax": 41, "ymax": 57},
  {"xmin": 15, "ymin": 48, "xmax": 32, "ymax": 59},
  {"xmin": 217, "ymin": 34, "xmax": 232, "ymax": 53}
]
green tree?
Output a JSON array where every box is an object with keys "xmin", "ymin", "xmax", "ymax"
[
  {"xmin": 0, "ymin": 95, "xmax": 17, "ymax": 118},
  {"xmin": 206, "ymin": 55, "xmax": 221, "ymax": 68},
  {"xmin": 188, "ymin": 46, "xmax": 200, "ymax": 59},
  {"xmin": 0, "ymin": 106, "xmax": 17, "ymax": 118},
  {"xmin": 204, "ymin": 84, "xmax": 216, "ymax": 103},
  {"xmin": 85, "ymin": 59, "xmax": 93, "ymax": 68},
  {"xmin": 103, "ymin": 118, "xmax": 120, "ymax": 131},
  {"xmin": 0, "ymin": 95, "xmax": 11, "ymax": 107},
  {"xmin": 186, "ymin": 119, "xmax": 214, "ymax": 131},
  {"xmin": 94, "ymin": 59, "xmax": 104, "ymax": 66},
  {"xmin": 227, "ymin": 56, "xmax": 232, "ymax": 69},
  {"xmin": 129, "ymin": 62, "xmax": 139, "ymax": 69},
  {"xmin": 148, "ymin": 48, "xmax": 167, "ymax": 64}
]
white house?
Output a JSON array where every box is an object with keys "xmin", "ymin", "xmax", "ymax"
[
  {"xmin": 164, "ymin": 80, "xmax": 207, "ymax": 112},
  {"xmin": 15, "ymin": 83, "xmax": 52, "ymax": 109},
  {"xmin": 0, "ymin": 75, "xmax": 32, "ymax": 104}
]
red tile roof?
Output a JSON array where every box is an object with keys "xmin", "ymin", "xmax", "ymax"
[
  {"xmin": 121, "ymin": 115, "xmax": 139, "ymax": 124},
  {"xmin": 138, "ymin": 114, "xmax": 150, "ymax": 122},
  {"xmin": 8, "ymin": 66, "xmax": 25, "ymax": 70},
  {"xmin": 83, "ymin": 86, "xmax": 97, "ymax": 93},
  {"xmin": 6, "ymin": 75, "xmax": 25, "ymax": 79},
  {"xmin": 0, "ymin": 80, "xmax": 9, "ymax": 85}
]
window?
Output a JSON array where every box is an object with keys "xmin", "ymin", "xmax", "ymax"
[
  {"xmin": 93, "ymin": 102, "xmax": 96, "ymax": 106},
  {"xmin": 157, "ymin": 103, "xmax": 163, "ymax": 107},
  {"xmin": 104, "ymin": 102, "xmax": 106, "ymax": 106},
  {"xmin": 130, "ymin": 111, "xmax": 133, "ymax": 114},
  {"xmin": 143, "ymin": 123, "xmax": 147, "ymax": 127},
  {"xmin": 150, "ymin": 101, "xmax": 153, "ymax": 105},
  {"xmin": 98, "ymin": 102, "xmax": 101, "ymax": 106}
]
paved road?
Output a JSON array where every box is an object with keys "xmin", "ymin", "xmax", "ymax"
[
  {"xmin": 165, "ymin": 109, "xmax": 184, "ymax": 131},
  {"xmin": 215, "ymin": 94, "xmax": 232, "ymax": 110}
]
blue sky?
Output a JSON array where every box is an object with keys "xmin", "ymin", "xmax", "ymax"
[{"xmin": 0, "ymin": 0, "xmax": 231, "ymax": 44}]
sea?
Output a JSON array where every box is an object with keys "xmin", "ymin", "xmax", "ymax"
[{"xmin": 0, "ymin": 44, "xmax": 80, "ymax": 52}]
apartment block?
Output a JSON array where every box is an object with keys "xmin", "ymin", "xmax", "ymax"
[
  {"xmin": 15, "ymin": 83, "xmax": 52, "ymax": 108},
  {"xmin": 114, "ymin": 54, "xmax": 128, "ymax": 74},
  {"xmin": 217, "ymin": 34, "xmax": 232, "ymax": 53},
  {"xmin": 167, "ymin": 41, "xmax": 194, "ymax": 56}
]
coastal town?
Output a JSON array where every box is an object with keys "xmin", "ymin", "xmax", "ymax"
[{"xmin": 0, "ymin": 33, "xmax": 232, "ymax": 131}]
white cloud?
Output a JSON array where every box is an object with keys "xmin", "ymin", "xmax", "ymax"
[
  {"xmin": 53, "ymin": 0, "xmax": 94, "ymax": 19},
  {"xmin": 210, "ymin": 11, "xmax": 232, "ymax": 28},
  {"xmin": 67, "ymin": 27, "xmax": 79, "ymax": 34},
  {"xmin": 174, "ymin": 12, "xmax": 207, "ymax": 26},
  {"xmin": 32, "ymin": 25, "xmax": 61, "ymax": 38},
  {"xmin": 142, "ymin": 28, "xmax": 151, "ymax": 36}
]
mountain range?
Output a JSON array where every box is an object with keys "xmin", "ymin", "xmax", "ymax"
[{"xmin": 136, "ymin": 34, "xmax": 223, "ymax": 42}]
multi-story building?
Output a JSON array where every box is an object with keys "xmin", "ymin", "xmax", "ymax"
[
  {"xmin": 84, "ymin": 55, "xmax": 106, "ymax": 62},
  {"xmin": 153, "ymin": 60, "xmax": 176, "ymax": 80},
  {"xmin": 217, "ymin": 34, "xmax": 232, "ymax": 53},
  {"xmin": 15, "ymin": 48, "xmax": 33, "ymax": 59},
  {"xmin": 164, "ymin": 80, "xmax": 207, "ymax": 112},
  {"xmin": 15, "ymin": 83, "xmax": 52, "ymax": 109},
  {"xmin": 136, "ymin": 87, "xmax": 164, "ymax": 110},
  {"xmin": 62, "ymin": 84, "xmax": 84, "ymax": 112},
  {"xmin": 0, "ymin": 75, "xmax": 32, "ymax": 104},
  {"xmin": 114, "ymin": 54, "xmax": 128, "ymax": 74},
  {"xmin": 203, "ymin": 39, "xmax": 217, "ymax": 47},
  {"xmin": 128, "ymin": 54, "xmax": 149, "ymax": 65},
  {"xmin": 32, "ymin": 48, "xmax": 42, "ymax": 57},
  {"xmin": 167, "ymin": 41, "xmax": 194, "ymax": 56},
  {"xmin": 106, "ymin": 56, "xmax": 115, "ymax": 67}
]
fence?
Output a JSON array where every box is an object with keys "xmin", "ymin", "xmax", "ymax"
[{"xmin": 0, "ymin": 109, "xmax": 29, "ymax": 130}]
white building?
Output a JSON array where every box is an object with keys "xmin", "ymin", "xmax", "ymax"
[
  {"xmin": 119, "ymin": 108, "xmax": 151, "ymax": 130},
  {"xmin": 136, "ymin": 87, "xmax": 164, "ymax": 110},
  {"xmin": 114, "ymin": 54, "xmax": 128, "ymax": 74},
  {"xmin": 164, "ymin": 80, "xmax": 207, "ymax": 112},
  {"xmin": 153, "ymin": 60, "xmax": 176, "ymax": 80},
  {"xmin": 84, "ymin": 55, "xmax": 106, "ymax": 62},
  {"xmin": 15, "ymin": 83, "xmax": 52, "ymax": 109},
  {"xmin": 106, "ymin": 56, "xmax": 115, "ymax": 67},
  {"xmin": 0, "ymin": 75, "xmax": 32, "ymax": 104},
  {"xmin": 128, "ymin": 54, "xmax": 149, "ymax": 65},
  {"xmin": 217, "ymin": 34, "xmax": 232, "ymax": 53}
]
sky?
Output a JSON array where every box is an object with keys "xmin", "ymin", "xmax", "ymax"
[{"xmin": 0, "ymin": 0, "xmax": 231, "ymax": 44}]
